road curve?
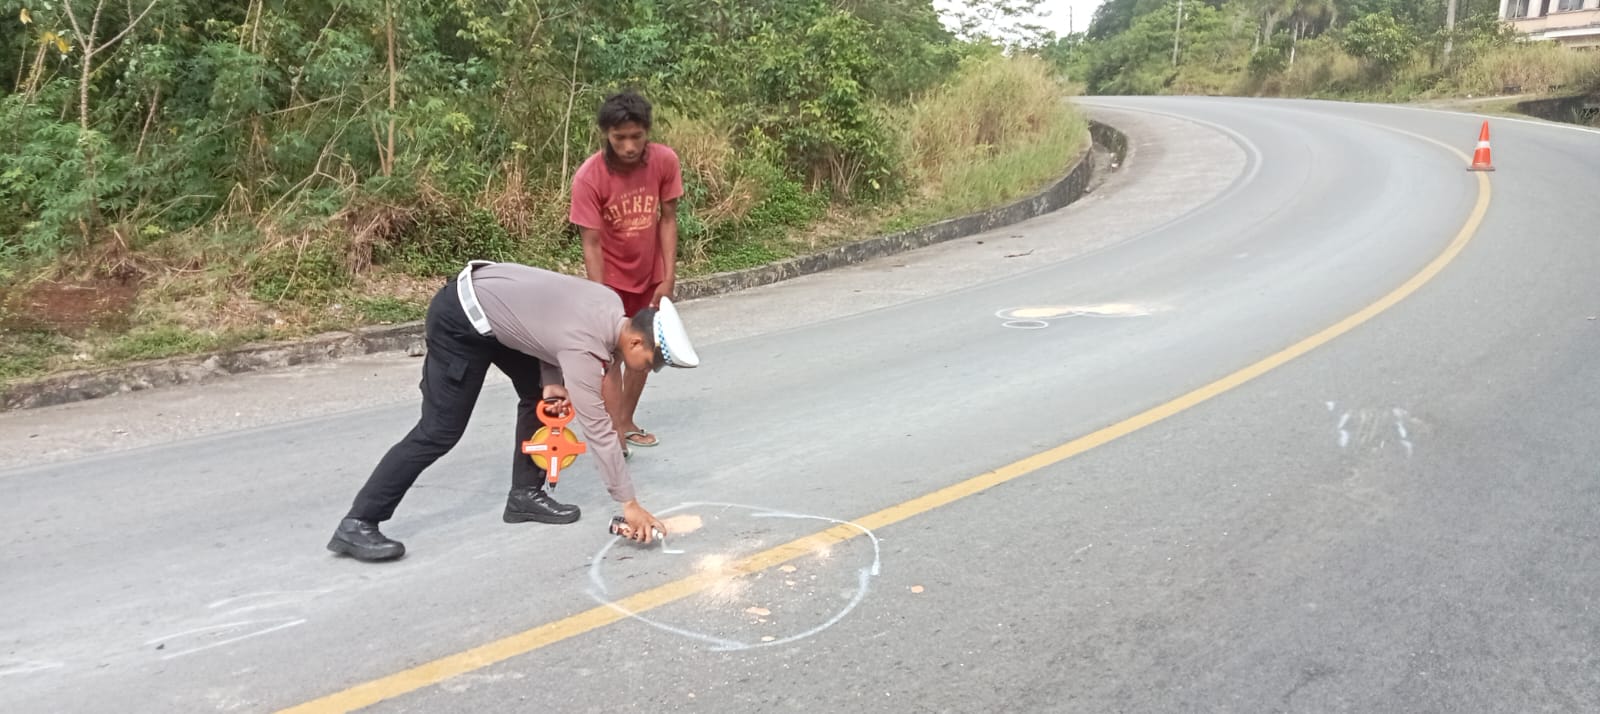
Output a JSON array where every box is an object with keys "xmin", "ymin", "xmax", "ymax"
[{"xmin": 4, "ymin": 97, "xmax": 1599, "ymax": 713}]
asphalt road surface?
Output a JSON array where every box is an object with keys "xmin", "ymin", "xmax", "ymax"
[{"xmin": 4, "ymin": 97, "xmax": 1599, "ymax": 713}]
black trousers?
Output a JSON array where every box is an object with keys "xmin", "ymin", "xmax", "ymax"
[{"xmin": 347, "ymin": 279, "xmax": 548, "ymax": 523}]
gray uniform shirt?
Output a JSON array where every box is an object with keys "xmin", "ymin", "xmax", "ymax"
[{"xmin": 471, "ymin": 263, "xmax": 635, "ymax": 503}]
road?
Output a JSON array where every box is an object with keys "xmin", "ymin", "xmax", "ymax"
[{"xmin": 4, "ymin": 97, "xmax": 1599, "ymax": 713}]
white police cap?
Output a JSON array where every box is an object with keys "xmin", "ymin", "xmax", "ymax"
[{"xmin": 652, "ymin": 296, "xmax": 699, "ymax": 371}]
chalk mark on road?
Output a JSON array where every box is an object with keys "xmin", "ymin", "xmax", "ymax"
[
  {"xmin": 1329, "ymin": 402, "xmax": 1418, "ymax": 457},
  {"xmin": 587, "ymin": 502, "xmax": 881, "ymax": 652},
  {"xmin": 0, "ymin": 660, "xmax": 65, "ymax": 678},
  {"xmin": 996, "ymin": 303, "xmax": 1159, "ymax": 329},
  {"xmin": 207, "ymin": 589, "xmax": 335, "ymax": 615},
  {"xmin": 147, "ymin": 618, "xmax": 309, "ymax": 661}
]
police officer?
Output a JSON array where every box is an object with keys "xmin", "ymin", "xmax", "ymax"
[{"xmin": 328, "ymin": 260, "xmax": 699, "ymax": 562}]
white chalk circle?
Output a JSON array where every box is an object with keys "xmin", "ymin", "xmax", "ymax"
[
  {"xmin": 996, "ymin": 303, "xmax": 1158, "ymax": 329},
  {"xmin": 586, "ymin": 502, "xmax": 881, "ymax": 652}
]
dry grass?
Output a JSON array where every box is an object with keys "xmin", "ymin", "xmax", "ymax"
[
  {"xmin": 890, "ymin": 54, "xmax": 1087, "ymax": 230},
  {"xmin": 744, "ymin": 55, "xmax": 1090, "ymax": 252},
  {"xmin": 6, "ymin": 56, "xmax": 1094, "ymax": 383},
  {"xmin": 662, "ymin": 115, "xmax": 751, "ymax": 224},
  {"xmin": 903, "ymin": 54, "xmax": 1075, "ymax": 189},
  {"xmin": 478, "ymin": 162, "xmax": 572, "ymax": 255},
  {"xmin": 1452, "ymin": 43, "xmax": 1600, "ymax": 97},
  {"xmin": 1275, "ymin": 39, "xmax": 1366, "ymax": 97},
  {"xmin": 790, "ymin": 203, "xmax": 888, "ymax": 253},
  {"xmin": 604, "ymin": 55, "xmax": 1092, "ymax": 277},
  {"xmin": 660, "ymin": 113, "xmax": 768, "ymax": 233},
  {"xmin": 481, "ymin": 154, "xmax": 537, "ymax": 237},
  {"xmin": 1263, "ymin": 37, "xmax": 1600, "ymax": 103}
]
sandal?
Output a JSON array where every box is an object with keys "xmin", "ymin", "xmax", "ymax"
[{"xmin": 624, "ymin": 429, "xmax": 659, "ymax": 448}]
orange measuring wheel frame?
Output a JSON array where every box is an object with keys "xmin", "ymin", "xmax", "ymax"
[{"xmin": 521, "ymin": 398, "xmax": 587, "ymax": 488}]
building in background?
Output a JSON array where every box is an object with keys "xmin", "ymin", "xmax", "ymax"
[{"xmin": 1502, "ymin": 0, "xmax": 1600, "ymax": 47}]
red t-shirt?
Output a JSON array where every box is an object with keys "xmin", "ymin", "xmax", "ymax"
[{"xmin": 568, "ymin": 143, "xmax": 685, "ymax": 293}]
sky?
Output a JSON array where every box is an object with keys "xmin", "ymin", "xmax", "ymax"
[{"xmin": 932, "ymin": 0, "xmax": 1109, "ymax": 40}]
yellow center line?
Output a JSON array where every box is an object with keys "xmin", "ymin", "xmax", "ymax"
[{"xmin": 278, "ymin": 130, "xmax": 1492, "ymax": 714}]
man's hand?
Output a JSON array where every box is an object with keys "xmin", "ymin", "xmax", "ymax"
[
  {"xmin": 541, "ymin": 384, "xmax": 571, "ymax": 417},
  {"xmin": 621, "ymin": 500, "xmax": 667, "ymax": 544},
  {"xmin": 651, "ymin": 278, "xmax": 675, "ymax": 309}
]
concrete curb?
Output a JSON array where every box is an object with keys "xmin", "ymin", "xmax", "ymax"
[
  {"xmin": 1513, "ymin": 94, "xmax": 1600, "ymax": 127},
  {"xmin": 1, "ymin": 120, "xmax": 1129, "ymax": 413}
]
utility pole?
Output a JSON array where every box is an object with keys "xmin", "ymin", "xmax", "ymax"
[
  {"xmin": 1173, "ymin": 0, "xmax": 1185, "ymax": 66},
  {"xmin": 1068, "ymin": 5, "xmax": 1075, "ymax": 60}
]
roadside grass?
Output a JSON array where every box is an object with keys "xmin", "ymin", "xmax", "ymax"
[{"xmin": 2, "ymin": 56, "xmax": 1091, "ymax": 387}]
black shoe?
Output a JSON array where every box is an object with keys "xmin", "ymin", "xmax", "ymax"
[
  {"xmin": 327, "ymin": 517, "xmax": 405, "ymax": 562},
  {"xmin": 504, "ymin": 487, "xmax": 581, "ymax": 524}
]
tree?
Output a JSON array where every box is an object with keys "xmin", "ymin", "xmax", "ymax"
[
  {"xmin": 1285, "ymin": 0, "xmax": 1336, "ymax": 65},
  {"xmin": 1341, "ymin": 12, "xmax": 1419, "ymax": 72},
  {"xmin": 943, "ymin": 0, "xmax": 1055, "ymax": 47},
  {"xmin": 53, "ymin": 0, "xmax": 159, "ymax": 234}
]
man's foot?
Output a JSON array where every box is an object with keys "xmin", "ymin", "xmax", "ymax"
[
  {"xmin": 504, "ymin": 487, "xmax": 581, "ymax": 524},
  {"xmin": 327, "ymin": 517, "xmax": 405, "ymax": 562},
  {"xmin": 623, "ymin": 428, "xmax": 658, "ymax": 447}
]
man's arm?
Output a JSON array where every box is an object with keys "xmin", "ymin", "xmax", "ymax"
[
  {"xmin": 579, "ymin": 227, "xmax": 605, "ymax": 284},
  {"xmin": 654, "ymin": 199, "xmax": 678, "ymax": 306},
  {"xmin": 558, "ymin": 350, "xmax": 635, "ymax": 503},
  {"xmin": 653, "ymin": 148, "xmax": 684, "ymax": 307},
  {"xmin": 570, "ymin": 174, "xmax": 606, "ymax": 284}
]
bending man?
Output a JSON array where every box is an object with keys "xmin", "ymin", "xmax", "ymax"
[{"xmin": 328, "ymin": 260, "xmax": 699, "ymax": 562}]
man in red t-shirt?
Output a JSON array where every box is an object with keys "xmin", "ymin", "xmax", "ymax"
[{"xmin": 569, "ymin": 91, "xmax": 685, "ymax": 451}]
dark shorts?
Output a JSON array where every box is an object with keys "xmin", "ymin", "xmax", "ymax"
[{"xmin": 612, "ymin": 283, "xmax": 660, "ymax": 317}]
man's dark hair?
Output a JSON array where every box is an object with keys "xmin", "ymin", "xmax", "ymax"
[
  {"xmin": 598, "ymin": 90, "xmax": 652, "ymax": 131},
  {"xmin": 598, "ymin": 90, "xmax": 653, "ymax": 173},
  {"xmin": 630, "ymin": 307, "xmax": 662, "ymax": 370}
]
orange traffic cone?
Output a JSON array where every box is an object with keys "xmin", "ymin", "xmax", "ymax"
[{"xmin": 1468, "ymin": 121, "xmax": 1495, "ymax": 171}]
